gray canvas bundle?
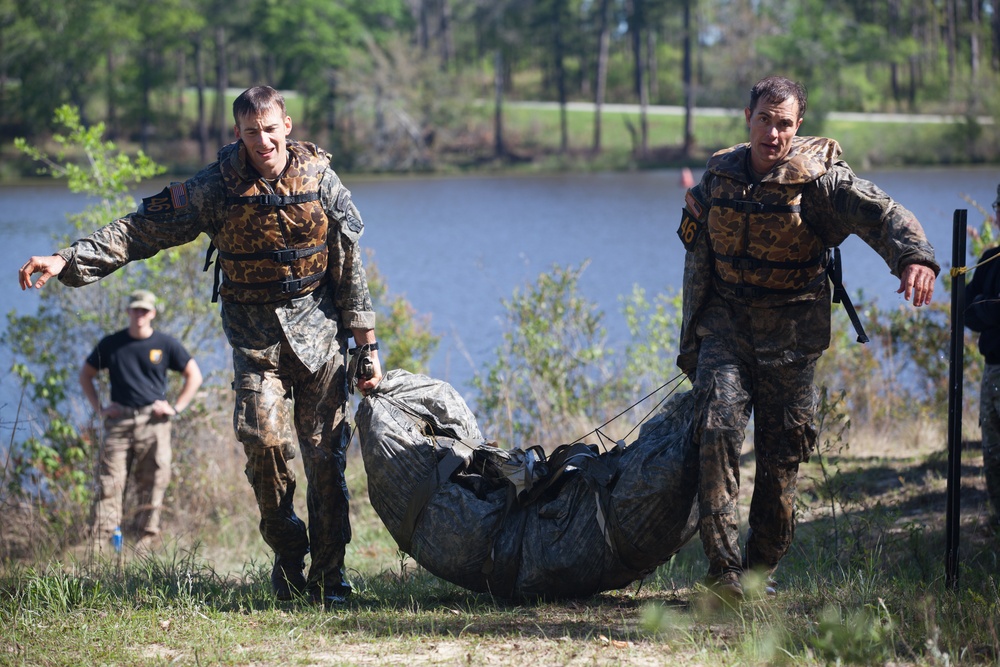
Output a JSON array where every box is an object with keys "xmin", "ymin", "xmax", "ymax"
[{"xmin": 355, "ymin": 369, "xmax": 699, "ymax": 599}]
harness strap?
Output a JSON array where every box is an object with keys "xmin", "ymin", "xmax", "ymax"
[
  {"xmin": 223, "ymin": 271, "xmax": 326, "ymax": 294},
  {"xmin": 711, "ymin": 197, "xmax": 801, "ymax": 214},
  {"xmin": 828, "ymin": 247, "xmax": 870, "ymax": 344},
  {"xmin": 215, "ymin": 242, "xmax": 327, "ymax": 263},
  {"xmin": 225, "ymin": 192, "xmax": 320, "ymax": 207},
  {"xmin": 716, "ymin": 270, "xmax": 828, "ymax": 299},
  {"xmin": 714, "ymin": 253, "xmax": 825, "ymax": 272}
]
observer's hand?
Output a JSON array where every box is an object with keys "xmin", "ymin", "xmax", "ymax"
[
  {"xmin": 897, "ymin": 263, "xmax": 936, "ymax": 307},
  {"xmin": 19, "ymin": 255, "xmax": 66, "ymax": 290}
]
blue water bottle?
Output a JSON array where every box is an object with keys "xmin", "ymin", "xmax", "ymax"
[{"xmin": 112, "ymin": 526, "xmax": 123, "ymax": 553}]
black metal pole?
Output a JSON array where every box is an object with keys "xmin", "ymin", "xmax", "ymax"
[{"xmin": 946, "ymin": 209, "xmax": 968, "ymax": 591}]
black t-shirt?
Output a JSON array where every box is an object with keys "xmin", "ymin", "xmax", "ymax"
[{"xmin": 86, "ymin": 329, "xmax": 192, "ymax": 408}]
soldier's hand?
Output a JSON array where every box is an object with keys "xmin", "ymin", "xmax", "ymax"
[
  {"xmin": 356, "ymin": 351, "xmax": 383, "ymax": 396},
  {"xmin": 897, "ymin": 263, "xmax": 936, "ymax": 307},
  {"xmin": 19, "ymin": 254, "xmax": 67, "ymax": 290}
]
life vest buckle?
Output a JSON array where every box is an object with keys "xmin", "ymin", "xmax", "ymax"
[
  {"xmin": 272, "ymin": 248, "xmax": 301, "ymax": 263},
  {"xmin": 732, "ymin": 200, "xmax": 764, "ymax": 213}
]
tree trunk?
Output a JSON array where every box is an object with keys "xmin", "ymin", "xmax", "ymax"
[
  {"xmin": 419, "ymin": 0, "xmax": 430, "ymax": 53},
  {"xmin": 993, "ymin": 0, "xmax": 1000, "ymax": 71},
  {"xmin": 215, "ymin": 26, "xmax": 228, "ymax": 148},
  {"xmin": 682, "ymin": 0, "xmax": 695, "ymax": 158},
  {"xmin": 593, "ymin": 0, "xmax": 611, "ymax": 153},
  {"xmin": 106, "ymin": 48, "xmax": 118, "ymax": 140},
  {"xmin": 177, "ymin": 49, "xmax": 186, "ymax": 126},
  {"xmin": 440, "ymin": 0, "xmax": 455, "ymax": 69},
  {"xmin": 195, "ymin": 36, "xmax": 208, "ymax": 165},
  {"xmin": 629, "ymin": 0, "xmax": 648, "ymax": 156},
  {"xmin": 970, "ymin": 0, "xmax": 981, "ymax": 85},
  {"xmin": 494, "ymin": 48, "xmax": 504, "ymax": 158},
  {"xmin": 945, "ymin": 0, "xmax": 957, "ymax": 91},
  {"xmin": 646, "ymin": 29, "xmax": 658, "ymax": 104},
  {"xmin": 555, "ymin": 0, "xmax": 568, "ymax": 153}
]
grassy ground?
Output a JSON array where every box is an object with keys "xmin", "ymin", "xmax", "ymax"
[{"xmin": 2, "ymin": 418, "xmax": 998, "ymax": 666}]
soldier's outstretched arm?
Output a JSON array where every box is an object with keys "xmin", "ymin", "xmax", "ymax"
[{"xmin": 18, "ymin": 254, "xmax": 67, "ymax": 290}]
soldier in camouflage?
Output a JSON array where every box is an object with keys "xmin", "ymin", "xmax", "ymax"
[
  {"xmin": 964, "ymin": 183, "xmax": 1000, "ymax": 530},
  {"xmin": 18, "ymin": 85, "xmax": 382, "ymax": 609},
  {"xmin": 676, "ymin": 76, "xmax": 939, "ymax": 599}
]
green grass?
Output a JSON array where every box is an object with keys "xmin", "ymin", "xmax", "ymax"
[{"xmin": 3, "ymin": 442, "xmax": 1000, "ymax": 666}]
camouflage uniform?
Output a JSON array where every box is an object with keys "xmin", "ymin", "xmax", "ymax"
[
  {"xmin": 55, "ymin": 140, "xmax": 375, "ymax": 594},
  {"xmin": 677, "ymin": 135, "xmax": 939, "ymax": 581},
  {"xmin": 965, "ymin": 242, "xmax": 1000, "ymax": 521}
]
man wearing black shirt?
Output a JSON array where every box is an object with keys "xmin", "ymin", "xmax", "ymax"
[
  {"xmin": 966, "ymin": 184, "xmax": 1000, "ymax": 530},
  {"xmin": 80, "ymin": 289, "xmax": 202, "ymax": 553}
]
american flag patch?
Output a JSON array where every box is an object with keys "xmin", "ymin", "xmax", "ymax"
[
  {"xmin": 169, "ymin": 183, "xmax": 189, "ymax": 209},
  {"xmin": 684, "ymin": 190, "xmax": 704, "ymax": 219}
]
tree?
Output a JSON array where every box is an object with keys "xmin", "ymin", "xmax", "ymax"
[{"xmin": 592, "ymin": 0, "xmax": 612, "ymax": 153}]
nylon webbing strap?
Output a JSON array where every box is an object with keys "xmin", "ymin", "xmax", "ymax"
[
  {"xmin": 828, "ymin": 247, "xmax": 870, "ymax": 344},
  {"xmin": 715, "ymin": 253, "xmax": 824, "ymax": 271},
  {"xmin": 223, "ymin": 271, "xmax": 326, "ymax": 293},
  {"xmin": 711, "ymin": 198, "xmax": 801, "ymax": 214},
  {"xmin": 216, "ymin": 243, "xmax": 326, "ymax": 263},
  {"xmin": 226, "ymin": 192, "xmax": 320, "ymax": 207}
]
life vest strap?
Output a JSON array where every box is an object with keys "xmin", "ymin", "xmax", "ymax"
[
  {"xmin": 711, "ymin": 198, "xmax": 801, "ymax": 214},
  {"xmin": 226, "ymin": 192, "xmax": 320, "ymax": 207},
  {"xmin": 215, "ymin": 243, "xmax": 327, "ymax": 264}
]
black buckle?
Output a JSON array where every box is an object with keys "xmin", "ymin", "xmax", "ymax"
[
  {"xmin": 272, "ymin": 248, "xmax": 299, "ymax": 263},
  {"xmin": 253, "ymin": 194, "xmax": 283, "ymax": 206},
  {"xmin": 281, "ymin": 278, "xmax": 305, "ymax": 294},
  {"xmin": 732, "ymin": 200, "xmax": 763, "ymax": 213}
]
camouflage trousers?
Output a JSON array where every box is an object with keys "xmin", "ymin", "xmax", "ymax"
[
  {"xmin": 233, "ymin": 336, "xmax": 351, "ymax": 590},
  {"xmin": 979, "ymin": 363, "xmax": 1000, "ymax": 518},
  {"xmin": 92, "ymin": 406, "xmax": 172, "ymax": 541},
  {"xmin": 692, "ymin": 334, "xmax": 818, "ymax": 579}
]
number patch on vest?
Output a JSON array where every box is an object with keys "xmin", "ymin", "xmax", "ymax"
[{"xmin": 677, "ymin": 208, "xmax": 703, "ymax": 251}]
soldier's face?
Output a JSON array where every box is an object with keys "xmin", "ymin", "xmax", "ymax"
[
  {"xmin": 234, "ymin": 108, "xmax": 293, "ymax": 180},
  {"xmin": 744, "ymin": 96, "xmax": 802, "ymax": 175}
]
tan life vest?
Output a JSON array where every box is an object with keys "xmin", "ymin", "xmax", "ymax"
[
  {"xmin": 706, "ymin": 137, "xmax": 839, "ymax": 297},
  {"xmin": 212, "ymin": 141, "xmax": 330, "ymax": 304}
]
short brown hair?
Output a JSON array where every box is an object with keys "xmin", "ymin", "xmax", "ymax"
[
  {"xmin": 232, "ymin": 86, "xmax": 286, "ymax": 124},
  {"xmin": 748, "ymin": 76, "xmax": 808, "ymax": 119}
]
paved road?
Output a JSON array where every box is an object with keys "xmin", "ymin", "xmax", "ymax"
[{"xmin": 508, "ymin": 100, "xmax": 995, "ymax": 125}]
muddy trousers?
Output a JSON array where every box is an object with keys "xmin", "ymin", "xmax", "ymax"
[
  {"xmin": 693, "ymin": 335, "xmax": 818, "ymax": 579},
  {"xmin": 979, "ymin": 363, "xmax": 1000, "ymax": 518},
  {"xmin": 92, "ymin": 408, "xmax": 172, "ymax": 541},
  {"xmin": 233, "ymin": 339, "xmax": 351, "ymax": 591}
]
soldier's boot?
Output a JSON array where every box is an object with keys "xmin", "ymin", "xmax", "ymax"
[
  {"xmin": 309, "ymin": 580, "xmax": 353, "ymax": 609},
  {"xmin": 704, "ymin": 571, "xmax": 744, "ymax": 602},
  {"xmin": 742, "ymin": 538, "xmax": 778, "ymax": 598},
  {"xmin": 307, "ymin": 568, "xmax": 353, "ymax": 609},
  {"xmin": 271, "ymin": 555, "xmax": 308, "ymax": 601}
]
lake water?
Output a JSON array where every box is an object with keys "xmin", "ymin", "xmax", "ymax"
[{"xmin": 1, "ymin": 167, "xmax": 997, "ymax": 413}]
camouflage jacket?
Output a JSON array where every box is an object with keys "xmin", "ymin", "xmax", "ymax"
[
  {"xmin": 56, "ymin": 140, "xmax": 375, "ymax": 374},
  {"xmin": 676, "ymin": 135, "xmax": 939, "ymax": 375}
]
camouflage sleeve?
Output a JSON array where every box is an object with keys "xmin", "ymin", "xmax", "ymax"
[
  {"xmin": 56, "ymin": 167, "xmax": 222, "ymax": 287},
  {"xmin": 809, "ymin": 162, "xmax": 940, "ymax": 277},
  {"xmin": 676, "ymin": 179, "xmax": 713, "ymax": 377},
  {"xmin": 319, "ymin": 167, "xmax": 376, "ymax": 331}
]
